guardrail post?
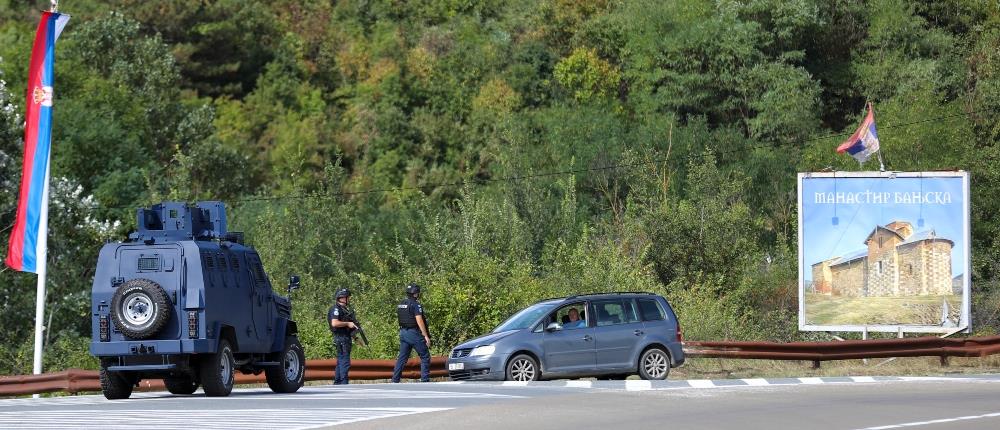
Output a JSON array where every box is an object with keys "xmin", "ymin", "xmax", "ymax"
[
  {"xmin": 939, "ymin": 356, "xmax": 949, "ymax": 367},
  {"xmin": 862, "ymin": 326, "xmax": 869, "ymax": 365},
  {"xmin": 811, "ymin": 360, "xmax": 821, "ymax": 369}
]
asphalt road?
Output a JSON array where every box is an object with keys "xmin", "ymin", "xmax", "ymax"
[{"xmin": 2, "ymin": 376, "xmax": 999, "ymax": 429}]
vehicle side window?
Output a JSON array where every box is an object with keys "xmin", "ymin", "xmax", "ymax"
[
  {"xmin": 638, "ymin": 299, "xmax": 665, "ymax": 321},
  {"xmin": 622, "ymin": 299, "xmax": 641, "ymax": 323},
  {"xmin": 593, "ymin": 300, "xmax": 633, "ymax": 326},
  {"xmin": 551, "ymin": 302, "xmax": 588, "ymax": 330}
]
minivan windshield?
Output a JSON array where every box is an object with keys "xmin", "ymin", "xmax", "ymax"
[{"xmin": 492, "ymin": 301, "xmax": 558, "ymax": 333}]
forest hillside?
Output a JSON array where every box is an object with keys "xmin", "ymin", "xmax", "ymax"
[{"xmin": 1, "ymin": 0, "xmax": 999, "ymax": 373}]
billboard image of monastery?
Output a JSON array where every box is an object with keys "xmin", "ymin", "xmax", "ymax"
[
  {"xmin": 811, "ymin": 220, "xmax": 955, "ymax": 298},
  {"xmin": 798, "ymin": 172, "xmax": 970, "ymax": 333}
]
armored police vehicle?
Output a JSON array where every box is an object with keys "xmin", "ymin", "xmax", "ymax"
[{"xmin": 90, "ymin": 201, "xmax": 305, "ymax": 399}]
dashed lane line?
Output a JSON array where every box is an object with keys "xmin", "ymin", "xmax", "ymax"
[{"xmin": 445, "ymin": 374, "xmax": 1000, "ymax": 391}]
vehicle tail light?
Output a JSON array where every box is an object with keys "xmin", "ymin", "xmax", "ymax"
[
  {"xmin": 187, "ymin": 311, "xmax": 198, "ymax": 339},
  {"xmin": 99, "ymin": 315, "xmax": 110, "ymax": 342},
  {"xmin": 676, "ymin": 320, "xmax": 684, "ymax": 343}
]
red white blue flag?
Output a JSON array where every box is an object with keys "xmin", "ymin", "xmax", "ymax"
[
  {"xmin": 5, "ymin": 12, "xmax": 70, "ymax": 273},
  {"xmin": 836, "ymin": 102, "xmax": 880, "ymax": 164}
]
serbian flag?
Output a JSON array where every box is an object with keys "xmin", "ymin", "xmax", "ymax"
[
  {"xmin": 4, "ymin": 12, "xmax": 70, "ymax": 273},
  {"xmin": 836, "ymin": 102, "xmax": 880, "ymax": 163}
]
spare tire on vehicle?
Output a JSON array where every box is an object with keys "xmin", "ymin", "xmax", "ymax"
[{"xmin": 110, "ymin": 278, "xmax": 172, "ymax": 339}]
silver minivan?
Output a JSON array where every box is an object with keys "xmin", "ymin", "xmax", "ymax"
[{"xmin": 447, "ymin": 292, "xmax": 684, "ymax": 381}]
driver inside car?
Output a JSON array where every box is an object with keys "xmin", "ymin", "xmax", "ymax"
[{"xmin": 564, "ymin": 307, "xmax": 586, "ymax": 329}]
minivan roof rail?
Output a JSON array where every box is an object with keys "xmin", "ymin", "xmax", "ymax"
[
  {"xmin": 569, "ymin": 291, "xmax": 657, "ymax": 299},
  {"xmin": 532, "ymin": 291, "xmax": 657, "ymax": 304}
]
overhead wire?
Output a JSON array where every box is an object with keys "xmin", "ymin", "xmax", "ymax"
[{"xmin": 0, "ymin": 106, "xmax": 995, "ymax": 215}]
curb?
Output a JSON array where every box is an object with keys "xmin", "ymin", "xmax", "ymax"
[{"xmin": 433, "ymin": 374, "xmax": 1000, "ymax": 391}]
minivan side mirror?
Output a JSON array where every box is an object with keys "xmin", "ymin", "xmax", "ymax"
[
  {"xmin": 545, "ymin": 322, "xmax": 563, "ymax": 332},
  {"xmin": 288, "ymin": 275, "xmax": 300, "ymax": 292}
]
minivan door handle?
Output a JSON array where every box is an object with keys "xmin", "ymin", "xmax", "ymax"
[
  {"xmin": 582, "ymin": 335, "xmax": 592, "ymax": 341},
  {"xmin": 633, "ymin": 330, "xmax": 643, "ymax": 336}
]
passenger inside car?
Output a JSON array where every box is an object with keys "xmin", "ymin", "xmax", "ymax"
[{"xmin": 595, "ymin": 302, "xmax": 625, "ymax": 326}]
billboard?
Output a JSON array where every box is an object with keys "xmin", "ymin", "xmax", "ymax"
[{"xmin": 797, "ymin": 171, "xmax": 970, "ymax": 333}]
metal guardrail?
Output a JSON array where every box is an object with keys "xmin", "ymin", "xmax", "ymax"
[
  {"xmin": 4, "ymin": 336, "xmax": 1000, "ymax": 397},
  {"xmin": 0, "ymin": 357, "xmax": 448, "ymax": 397}
]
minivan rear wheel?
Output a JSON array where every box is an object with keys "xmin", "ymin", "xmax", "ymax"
[
  {"xmin": 505, "ymin": 354, "xmax": 540, "ymax": 381},
  {"xmin": 638, "ymin": 348, "xmax": 670, "ymax": 380}
]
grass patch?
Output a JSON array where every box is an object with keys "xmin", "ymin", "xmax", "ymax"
[
  {"xmin": 804, "ymin": 293, "xmax": 962, "ymax": 326},
  {"xmin": 673, "ymin": 355, "xmax": 1000, "ymax": 379}
]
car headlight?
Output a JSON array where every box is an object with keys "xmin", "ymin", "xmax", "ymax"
[{"xmin": 470, "ymin": 345, "xmax": 495, "ymax": 356}]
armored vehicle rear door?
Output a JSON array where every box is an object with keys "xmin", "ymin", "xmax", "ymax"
[
  {"xmin": 117, "ymin": 245, "xmax": 183, "ymax": 339},
  {"xmin": 246, "ymin": 252, "xmax": 274, "ymax": 348}
]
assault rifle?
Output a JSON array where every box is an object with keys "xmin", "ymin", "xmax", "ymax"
[{"xmin": 352, "ymin": 322, "xmax": 369, "ymax": 347}]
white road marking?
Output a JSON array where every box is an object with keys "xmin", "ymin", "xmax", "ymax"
[
  {"xmin": 625, "ymin": 380, "xmax": 652, "ymax": 391},
  {"xmin": 0, "ymin": 407, "xmax": 452, "ymax": 430},
  {"xmin": 854, "ymin": 411, "xmax": 1000, "ymax": 429},
  {"xmin": 688, "ymin": 379, "xmax": 715, "ymax": 388},
  {"xmin": 0, "ymin": 387, "xmax": 522, "ymax": 408},
  {"xmin": 3, "ymin": 375, "xmax": 998, "ymax": 408}
]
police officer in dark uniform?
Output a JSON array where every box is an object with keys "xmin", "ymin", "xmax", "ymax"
[
  {"xmin": 391, "ymin": 283, "xmax": 431, "ymax": 383},
  {"xmin": 328, "ymin": 288, "xmax": 357, "ymax": 385}
]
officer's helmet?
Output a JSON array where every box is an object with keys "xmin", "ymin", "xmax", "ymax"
[
  {"xmin": 405, "ymin": 283, "xmax": 421, "ymax": 296},
  {"xmin": 335, "ymin": 288, "xmax": 351, "ymax": 299}
]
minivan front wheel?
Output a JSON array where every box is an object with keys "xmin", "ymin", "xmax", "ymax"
[
  {"xmin": 638, "ymin": 348, "xmax": 670, "ymax": 380},
  {"xmin": 505, "ymin": 354, "xmax": 540, "ymax": 381}
]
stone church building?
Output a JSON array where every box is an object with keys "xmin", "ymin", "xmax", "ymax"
[{"xmin": 811, "ymin": 221, "xmax": 954, "ymax": 297}]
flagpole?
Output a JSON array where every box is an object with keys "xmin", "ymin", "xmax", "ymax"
[
  {"xmin": 32, "ymin": 0, "xmax": 58, "ymax": 398},
  {"xmin": 31, "ymin": 154, "xmax": 51, "ymax": 398}
]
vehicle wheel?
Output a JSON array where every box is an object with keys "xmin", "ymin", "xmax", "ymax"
[
  {"xmin": 638, "ymin": 348, "xmax": 671, "ymax": 380},
  {"xmin": 110, "ymin": 278, "xmax": 171, "ymax": 340},
  {"xmin": 164, "ymin": 376, "xmax": 200, "ymax": 395},
  {"xmin": 200, "ymin": 339, "xmax": 235, "ymax": 396},
  {"xmin": 505, "ymin": 354, "xmax": 540, "ymax": 382},
  {"xmin": 100, "ymin": 367, "xmax": 134, "ymax": 400},
  {"xmin": 266, "ymin": 336, "xmax": 305, "ymax": 393}
]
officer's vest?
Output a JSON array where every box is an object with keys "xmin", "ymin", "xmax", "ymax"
[
  {"xmin": 331, "ymin": 304, "xmax": 355, "ymax": 336},
  {"xmin": 397, "ymin": 299, "xmax": 418, "ymax": 328}
]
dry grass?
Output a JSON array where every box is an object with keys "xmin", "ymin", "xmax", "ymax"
[
  {"xmin": 671, "ymin": 355, "xmax": 1000, "ymax": 379},
  {"xmin": 804, "ymin": 293, "xmax": 963, "ymax": 326}
]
